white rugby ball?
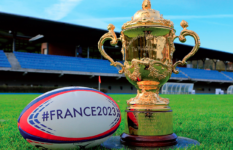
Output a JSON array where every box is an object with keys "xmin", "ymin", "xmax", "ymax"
[{"xmin": 18, "ymin": 87, "xmax": 121, "ymax": 149}]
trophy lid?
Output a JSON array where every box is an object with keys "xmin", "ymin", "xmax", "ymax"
[{"xmin": 122, "ymin": 0, "xmax": 174, "ymax": 36}]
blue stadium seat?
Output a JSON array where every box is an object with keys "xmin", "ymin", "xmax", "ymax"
[
  {"xmin": 171, "ymin": 72, "xmax": 188, "ymax": 78},
  {"xmin": 221, "ymin": 71, "xmax": 233, "ymax": 79},
  {"xmin": 13, "ymin": 52, "xmax": 233, "ymax": 81},
  {"xmin": 0, "ymin": 50, "xmax": 11, "ymax": 68},
  {"xmin": 14, "ymin": 52, "xmax": 118, "ymax": 74},
  {"xmin": 177, "ymin": 67, "xmax": 231, "ymax": 81}
]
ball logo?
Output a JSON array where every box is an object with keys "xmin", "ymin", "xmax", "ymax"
[
  {"xmin": 18, "ymin": 87, "xmax": 121, "ymax": 149},
  {"xmin": 40, "ymin": 106, "xmax": 119, "ymax": 119},
  {"xmin": 28, "ymin": 100, "xmax": 55, "ymax": 134}
]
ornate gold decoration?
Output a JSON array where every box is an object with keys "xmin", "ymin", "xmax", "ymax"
[
  {"xmin": 148, "ymin": 66, "xmax": 166, "ymax": 80},
  {"xmin": 180, "ymin": 20, "xmax": 189, "ymax": 29},
  {"xmin": 98, "ymin": 24, "xmax": 125, "ymax": 74},
  {"xmin": 120, "ymin": 31, "xmax": 126, "ymax": 61},
  {"xmin": 122, "ymin": 0, "xmax": 174, "ymax": 30},
  {"xmin": 124, "ymin": 60, "xmax": 141, "ymax": 81},
  {"xmin": 147, "ymin": 60, "xmax": 172, "ymax": 80},
  {"xmin": 124, "ymin": 57, "xmax": 172, "ymax": 82},
  {"xmin": 129, "ymin": 81, "xmax": 169, "ymax": 105},
  {"xmin": 137, "ymin": 81, "xmax": 159, "ymax": 90},
  {"xmin": 142, "ymin": 0, "xmax": 151, "ymax": 10},
  {"xmin": 127, "ymin": 89, "xmax": 169, "ymax": 105},
  {"xmin": 97, "ymin": 0, "xmax": 200, "ymax": 106},
  {"xmin": 127, "ymin": 81, "xmax": 169, "ymax": 105},
  {"xmin": 172, "ymin": 20, "xmax": 201, "ymax": 74}
]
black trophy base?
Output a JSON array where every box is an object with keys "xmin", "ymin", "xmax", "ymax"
[
  {"xmin": 120, "ymin": 133, "xmax": 177, "ymax": 147},
  {"xmin": 101, "ymin": 136, "xmax": 200, "ymax": 150}
]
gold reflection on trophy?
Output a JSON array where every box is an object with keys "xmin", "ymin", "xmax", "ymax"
[{"xmin": 98, "ymin": 0, "xmax": 200, "ymax": 146}]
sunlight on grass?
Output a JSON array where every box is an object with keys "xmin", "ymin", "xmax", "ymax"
[{"xmin": 0, "ymin": 94, "xmax": 232, "ymax": 150}]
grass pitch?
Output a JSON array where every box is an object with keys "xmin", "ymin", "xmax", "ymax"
[{"xmin": 0, "ymin": 94, "xmax": 232, "ymax": 150}]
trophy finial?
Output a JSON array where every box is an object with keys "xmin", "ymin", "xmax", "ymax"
[
  {"xmin": 180, "ymin": 20, "xmax": 189, "ymax": 29},
  {"xmin": 142, "ymin": 0, "xmax": 151, "ymax": 10}
]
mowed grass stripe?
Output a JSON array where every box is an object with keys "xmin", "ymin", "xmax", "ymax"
[{"xmin": 0, "ymin": 94, "xmax": 232, "ymax": 150}]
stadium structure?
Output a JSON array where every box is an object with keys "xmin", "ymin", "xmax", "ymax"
[{"xmin": 0, "ymin": 12, "xmax": 233, "ymax": 94}]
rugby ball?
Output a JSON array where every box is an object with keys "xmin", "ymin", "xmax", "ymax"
[{"xmin": 18, "ymin": 87, "xmax": 121, "ymax": 149}]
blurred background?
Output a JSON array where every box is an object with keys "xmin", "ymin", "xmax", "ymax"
[{"xmin": 0, "ymin": 0, "xmax": 232, "ymax": 94}]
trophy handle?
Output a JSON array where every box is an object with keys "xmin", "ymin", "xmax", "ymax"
[
  {"xmin": 172, "ymin": 20, "xmax": 201, "ymax": 74},
  {"xmin": 98, "ymin": 24, "xmax": 124, "ymax": 74}
]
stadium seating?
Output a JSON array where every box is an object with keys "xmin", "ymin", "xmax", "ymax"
[
  {"xmin": 0, "ymin": 50, "xmax": 11, "ymax": 68},
  {"xmin": 14, "ymin": 52, "xmax": 119, "ymax": 73},
  {"xmin": 12, "ymin": 52, "xmax": 233, "ymax": 81},
  {"xmin": 177, "ymin": 67, "xmax": 231, "ymax": 81},
  {"xmin": 14, "ymin": 52, "xmax": 191, "ymax": 77},
  {"xmin": 171, "ymin": 71, "xmax": 188, "ymax": 78},
  {"xmin": 221, "ymin": 71, "xmax": 233, "ymax": 79}
]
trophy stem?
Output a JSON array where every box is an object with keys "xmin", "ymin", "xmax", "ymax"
[{"xmin": 127, "ymin": 81, "xmax": 169, "ymax": 105}]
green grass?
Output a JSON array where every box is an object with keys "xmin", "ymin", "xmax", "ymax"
[{"xmin": 0, "ymin": 94, "xmax": 232, "ymax": 150}]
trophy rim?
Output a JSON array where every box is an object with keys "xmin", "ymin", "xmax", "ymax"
[
  {"xmin": 121, "ymin": 0, "xmax": 174, "ymax": 30},
  {"xmin": 122, "ymin": 25, "xmax": 173, "ymax": 32},
  {"xmin": 122, "ymin": 25, "xmax": 176, "ymax": 38}
]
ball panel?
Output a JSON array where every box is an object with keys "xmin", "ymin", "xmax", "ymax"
[
  {"xmin": 18, "ymin": 87, "xmax": 102, "ymax": 123},
  {"xmin": 19, "ymin": 126, "xmax": 117, "ymax": 143},
  {"xmin": 35, "ymin": 92, "xmax": 117, "ymax": 137},
  {"xmin": 18, "ymin": 87, "xmax": 121, "ymax": 150},
  {"xmin": 18, "ymin": 87, "xmax": 121, "ymax": 142},
  {"xmin": 25, "ymin": 135, "xmax": 112, "ymax": 149}
]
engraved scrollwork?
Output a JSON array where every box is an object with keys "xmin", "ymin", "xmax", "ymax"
[
  {"xmin": 120, "ymin": 31, "xmax": 126, "ymax": 61},
  {"xmin": 148, "ymin": 62, "xmax": 167, "ymax": 80},
  {"xmin": 148, "ymin": 66, "xmax": 166, "ymax": 80},
  {"xmin": 124, "ymin": 56, "xmax": 172, "ymax": 81},
  {"xmin": 98, "ymin": 24, "xmax": 125, "ymax": 74},
  {"xmin": 172, "ymin": 20, "xmax": 201, "ymax": 74},
  {"xmin": 147, "ymin": 58, "xmax": 172, "ymax": 81},
  {"xmin": 127, "ymin": 89, "xmax": 169, "ymax": 105},
  {"xmin": 122, "ymin": 0, "xmax": 174, "ymax": 30},
  {"xmin": 124, "ymin": 60, "xmax": 141, "ymax": 81},
  {"xmin": 167, "ymin": 29, "xmax": 177, "ymax": 55}
]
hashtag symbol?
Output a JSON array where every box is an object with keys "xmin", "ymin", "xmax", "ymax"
[{"xmin": 42, "ymin": 111, "xmax": 49, "ymax": 121}]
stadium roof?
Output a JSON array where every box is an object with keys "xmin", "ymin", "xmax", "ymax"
[
  {"xmin": 0, "ymin": 11, "xmax": 109, "ymax": 46},
  {"xmin": 0, "ymin": 12, "xmax": 233, "ymax": 61}
]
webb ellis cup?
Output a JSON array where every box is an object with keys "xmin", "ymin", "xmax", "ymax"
[{"xmin": 98, "ymin": 0, "xmax": 200, "ymax": 147}]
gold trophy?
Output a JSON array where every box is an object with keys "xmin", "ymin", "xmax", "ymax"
[{"xmin": 98, "ymin": 0, "xmax": 200, "ymax": 147}]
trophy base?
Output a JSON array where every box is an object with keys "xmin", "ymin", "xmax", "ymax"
[
  {"xmin": 123, "ymin": 104, "xmax": 176, "ymax": 147},
  {"xmin": 125, "ymin": 105, "xmax": 173, "ymax": 136},
  {"xmin": 101, "ymin": 136, "xmax": 200, "ymax": 149},
  {"xmin": 120, "ymin": 133, "xmax": 177, "ymax": 147}
]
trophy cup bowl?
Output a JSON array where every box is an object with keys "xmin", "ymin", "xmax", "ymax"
[{"xmin": 98, "ymin": 0, "xmax": 200, "ymax": 147}]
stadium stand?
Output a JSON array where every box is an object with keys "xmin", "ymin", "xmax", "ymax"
[
  {"xmin": 14, "ymin": 52, "xmax": 233, "ymax": 82},
  {"xmin": 221, "ymin": 71, "xmax": 233, "ymax": 80},
  {"xmin": 0, "ymin": 50, "xmax": 11, "ymax": 68},
  {"xmin": 14, "ymin": 52, "xmax": 119, "ymax": 73},
  {"xmin": 1, "ymin": 51, "xmax": 231, "ymax": 94},
  {"xmin": 171, "ymin": 71, "xmax": 188, "ymax": 78},
  {"xmin": 177, "ymin": 67, "xmax": 232, "ymax": 81},
  {"xmin": 0, "ymin": 12, "xmax": 233, "ymax": 93},
  {"xmin": 14, "ymin": 52, "xmax": 193, "ymax": 78}
]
